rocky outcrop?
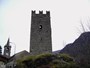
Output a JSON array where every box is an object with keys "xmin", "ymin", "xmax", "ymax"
[{"xmin": 60, "ymin": 32, "xmax": 90, "ymax": 67}]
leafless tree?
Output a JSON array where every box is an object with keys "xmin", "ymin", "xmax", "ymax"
[
  {"xmin": 77, "ymin": 18, "xmax": 90, "ymax": 34},
  {"xmin": 63, "ymin": 40, "xmax": 66, "ymax": 47}
]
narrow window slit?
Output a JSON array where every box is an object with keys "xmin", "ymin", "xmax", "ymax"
[{"xmin": 39, "ymin": 25, "xmax": 42, "ymax": 29}]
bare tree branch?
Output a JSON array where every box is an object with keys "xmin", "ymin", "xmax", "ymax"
[{"xmin": 80, "ymin": 20, "xmax": 86, "ymax": 32}]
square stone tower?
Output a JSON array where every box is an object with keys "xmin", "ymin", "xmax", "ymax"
[{"xmin": 30, "ymin": 10, "xmax": 52, "ymax": 55}]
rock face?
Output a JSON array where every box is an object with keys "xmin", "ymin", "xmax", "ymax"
[{"xmin": 60, "ymin": 32, "xmax": 90, "ymax": 64}]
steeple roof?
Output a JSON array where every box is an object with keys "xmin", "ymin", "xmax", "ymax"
[{"xmin": 4, "ymin": 38, "xmax": 10, "ymax": 47}]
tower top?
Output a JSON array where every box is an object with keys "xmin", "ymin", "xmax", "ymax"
[{"xmin": 32, "ymin": 10, "xmax": 50, "ymax": 16}]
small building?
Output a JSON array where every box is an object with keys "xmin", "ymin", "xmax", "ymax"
[
  {"xmin": 6, "ymin": 50, "xmax": 30, "ymax": 68},
  {"xmin": 0, "ymin": 55, "xmax": 8, "ymax": 68}
]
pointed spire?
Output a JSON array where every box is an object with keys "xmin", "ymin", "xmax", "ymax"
[
  {"xmin": 7, "ymin": 38, "xmax": 10, "ymax": 46},
  {"xmin": 5, "ymin": 38, "xmax": 10, "ymax": 47}
]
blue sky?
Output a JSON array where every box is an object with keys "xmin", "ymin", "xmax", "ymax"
[{"xmin": 0, "ymin": 0, "xmax": 90, "ymax": 55}]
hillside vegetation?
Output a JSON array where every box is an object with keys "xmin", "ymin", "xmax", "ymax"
[{"xmin": 16, "ymin": 53, "xmax": 78, "ymax": 68}]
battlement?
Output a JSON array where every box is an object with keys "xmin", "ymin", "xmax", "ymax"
[{"xmin": 32, "ymin": 10, "xmax": 50, "ymax": 15}]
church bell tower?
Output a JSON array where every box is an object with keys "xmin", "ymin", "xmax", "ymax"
[
  {"xmin": 30, "ymin": 10, "xmax": 52, "ymax": 55},
  {"xmin": 4, "ymin": 38, "xmax": 11, "ymax": 58}
]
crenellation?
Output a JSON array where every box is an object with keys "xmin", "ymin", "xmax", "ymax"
[
  {"xmin": 39, "ymin": 11, "xmax": 43, "ymax": 14},
  {"xmin": 32, "ymin": 10, "xmax": 36, "ymax": 14},
  {"xmin": 32, "ymin": 10, "xmax": 50, "ymax": 15},
  {"xmin": 46, "ymin": 11, "xmax": 50, "ymax": 16}
]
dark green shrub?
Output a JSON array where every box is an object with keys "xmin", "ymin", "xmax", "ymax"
[
  {"xmin": 58, "ymin": 53, "xmax": 74, "ymax": 62},
  {"xmin": 16, "ymin": 59, "xmax": 26, "ymax": 68},
  {"xmin": 51, "ymin": 60, "xmax": 78, "ymax": 68},
  {"xmin": 34, "ymin": 53, "xmax": 55, "ymax": 67},
  {"xmin": 50, "ymin": 54, "xmax": 78, "ymax": 68}
]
